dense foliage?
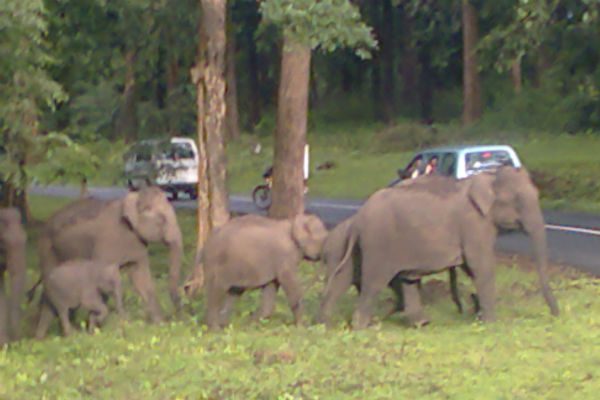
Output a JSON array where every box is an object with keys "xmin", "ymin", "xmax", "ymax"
[{"xmin": 2, "ymin": 0, "xmax": 600, "ymax": 199}]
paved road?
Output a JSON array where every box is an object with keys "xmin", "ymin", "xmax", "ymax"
[{"xmin": 31, "ymin": 185, "xmax": 600, "ymax": 276}]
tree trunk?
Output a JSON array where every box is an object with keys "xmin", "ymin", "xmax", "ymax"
[
  {"xmin": 418, "ymin": 49, "xmax": 434, "ymax": 124},
  {"xmin": 512, "ymin": 56, "xmax": 522, "ymax": 93},
  {"xmin": 120, "ymin": 49, "xmax": 138, "ymax": 142},
  {"xmin": 268, "ymin": 37, "xmax": 311, "ymax": 220},
  {"xmin": 462, "ymin": 0, "xmax": 482, "ymax": 126},
  {"xmin": 187, "ymin": 0, "xmax": 229, "ymax": 295},
  {"xmin": 380, "ymin": 0, "xmax": 395, "ymax": 123},
  {"xmin": 400, "ymin": 11, "xmax": 419, "ymax": 114},
  {"xmin": 225, "ymin": 6, "xmax": 241, "ymax": 141},
  {"xmin": 166, "ymin": 53, "xmax": 179, "ymax": 134}
]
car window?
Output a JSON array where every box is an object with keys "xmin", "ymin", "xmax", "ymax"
[
  {"xmin": 400, "ymin": 155, "xmax": 425, "ymax": 178},
  {"xmin": 439, "ymin": 152, "xmax": 457, "ymax": 177},
  {"xmin": 465, "ymin": 150, "xmax": 514, "ymax": 175}
]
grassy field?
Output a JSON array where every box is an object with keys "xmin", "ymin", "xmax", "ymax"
[{"xmin": 2, "ymin": 195, "xmax": 600, "ymax": 399}]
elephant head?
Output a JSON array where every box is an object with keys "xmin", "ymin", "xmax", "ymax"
[
  {"xmin": 469, "ymin": 167, "xmax": 559, "ymax": 316},
  {"xmin": 291, "ymin": 214, "xmax": 329, "ymax": 261},
  {"xmin": 0, "ymin": 208, "xmax": 27, "ymax": 343},
  {"xmin": 122, "ymin": 187, "xmax": 183, "ymax": 308}
]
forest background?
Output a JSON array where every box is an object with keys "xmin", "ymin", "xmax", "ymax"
[{"xmin": 2, "ymin": 0, "xmax": 600, "ymax": 215}]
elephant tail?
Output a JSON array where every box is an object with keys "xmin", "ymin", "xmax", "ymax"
[
  {"xmin": 26, "ymin": 278, "xmax": 42, "ymax": 304},
  {"xmin": 324, "ymin": 227, "xmax": 358, "ymax": 294}
]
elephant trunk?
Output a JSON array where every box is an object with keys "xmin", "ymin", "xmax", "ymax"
[
  {"xmin": 521, "ymin": 200, "xmax": 559, "ymax": 316},
  {"xmin": 164, "ymin": 212, "xmax": 184, "ymax": 311},
  {"xmin": 5, "ymin": 223, "xmax": 27, "ymax": 340}
]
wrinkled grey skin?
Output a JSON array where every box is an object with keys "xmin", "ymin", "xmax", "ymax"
[
  {"xmin": 326, "ymin": 167, "xmax": 559, "ymax": 329},
  {"xmin": 317, "ymin": 216, "xmax": 467, "ymax": 326},
  {"xmin": 35, "ymin": 260, "xmax": 123, "ymax": 338},
  {"xmin": 203, "ymin": 214, "xmax": 328, "ymax": 330},
  {"xmin": 0, "ymin": 208, "xmax": 27, "ymax": 345},
  {"xmin": 34, "ymin": 187, "xmax": 183, "ymax": 322}
]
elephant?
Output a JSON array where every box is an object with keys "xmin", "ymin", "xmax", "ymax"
[
  {"xmin": 35, "ymin": 259, "xmax": 123, "ymax": 338},
  {"xmin": 32, "ymin": 186, "xmax": 183, "ymax": 322},
  {"xmin": 203, "ymin": 214, "xmax": 328, "ymax": 330},
  {"xmin": 0, "ymin": 208, "xmax": 27, "ymax": 345},
  {"xmin": 325, "ymin": 167, "xmax": 559, "ymax": 329},
  {"xmin": 318, "ymin": 216, "xmax": 469, "ymax": 326}
]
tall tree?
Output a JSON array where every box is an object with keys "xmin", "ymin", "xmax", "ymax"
[
  {"xmin": 225, "ymin": 2, "xmax": 241, "ymax": 140},
  {"xmin": 260, "ymin": 0, "xmax": 376, "ymax": 219},
  {"xmin": 188, "ymin": 0, "xmax": 229, "ymax": 293},
  {"xmin": 462, "ymin": 0, "xmax": 482, "ymax": 125},
  {"xmin": 0, "ymin": 0, "xmax": 67, "ymax": 219}
]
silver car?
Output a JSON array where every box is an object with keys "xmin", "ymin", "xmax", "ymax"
[{"xmin": 390, "ymin": 144, "xmax": 522, "ymax": 186}]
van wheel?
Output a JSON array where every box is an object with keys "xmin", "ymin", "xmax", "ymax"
[
  {"xmin": 170, "ymin": 191, "xmax": 179, "ymax": 201},
  {"xmin": 189, "ymin": 189, "xmax": 198, "ymax": 200}
]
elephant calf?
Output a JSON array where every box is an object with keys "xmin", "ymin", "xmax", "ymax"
[
  {"xmin": 35, "ymin": 260, "xmax": 124, "ymax": 338},
  {"xmin": 203, "ymin": 214, "xmax": 328, "ymax": 330}
]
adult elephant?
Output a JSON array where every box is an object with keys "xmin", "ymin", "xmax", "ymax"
[
  {"xmin": 318, "ymin": 216, "xmax": 468, "ymax": 326},
  {"xmin": 34, "ymin": 186, "xmax": 183, "ymax": 322},
  {"xmin": 327, "ymin": 167, "xmax": 559, "ymax": 329},
  {"xmin": 0, "ymin": 208, "xmax": 27, "ymax": 345}
]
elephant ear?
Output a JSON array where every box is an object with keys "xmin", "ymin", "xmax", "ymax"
[
  {"xmin": 468, "ymin": 174, "xmax": 495, "ymax": 217},
  {"xmin": 122, "ymin": 191, "xmax": 140, "ymax": 229}
]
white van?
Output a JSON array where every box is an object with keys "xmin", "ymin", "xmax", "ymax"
[{"xmin": 124, "ymin": 137, "xmax": 199, "ymax": 200}]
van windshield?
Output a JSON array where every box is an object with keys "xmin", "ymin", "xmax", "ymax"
[
  {"xmin": 465, "ymin": 150, "xmax": 514, "ymax": 175},
  {"xmin": 157, "ymin": 141, "xmax": 195, "ymax": 160}
]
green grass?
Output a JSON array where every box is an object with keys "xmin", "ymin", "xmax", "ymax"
[{"xmin": 2, "ymin": 198, "xmax": 600, "ymax": 399}]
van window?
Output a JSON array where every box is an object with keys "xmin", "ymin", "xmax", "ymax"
[
  {"xmin": 172, "ymin": 142, "xmax": 195, "ymax": 159},
  {"xmin": 129, "ymin": 143, "xmax": 155, "ymax": 162},
  {"xmin": 156, "ymin": 141, "xmax": 195, "ymax": 160}
]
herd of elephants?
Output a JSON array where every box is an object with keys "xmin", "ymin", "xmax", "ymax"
[{"xmin": 0, "ymin": 165, "xmax": 560, "ymax": 345}]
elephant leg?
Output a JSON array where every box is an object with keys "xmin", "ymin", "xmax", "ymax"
[
  {"xmin": 57, "ymin": 307, "xmax": 74, "ymax": 337},
  {"xmin": 449, "ymin": 267, "xmax": 463, "ymax": 314},
  {"xmin": 318, "ymin": 264, "xmax": 353, "ymax": 325},
  {"xmin": 277, "ymin": 269, "xmax": 304, "ymax": 326},
  {"xmin": 205, "ymin": 284, "xmax": 227, "ymax": 330},
  {"xmin": 402, "ymin": 283, "xmax": 429, "ymax": 327},
  {"xmin": 254, "ymin": 282, "xmax": 279, "ymax": 321},
  {"xmin": 219, "ymin": 291, "xmax": 238, "ymax": 326},
  {"xmin": 35, "ymin": 302, "xmax": 55, "ymax": 339},
  {"xmin": 351, "ymin": 275, "xmax": 389, "ymax": 330},
  {"xmin": 382, "ymin": 274, "xmax": 408, "ymax": 317},
  {"xmin": 458, "ymin": 263, "xmax": 480, "ymax": 314},
  {"xmin": 87, "ymin": 306, "xmax": 109, "ymax": 333},
  {"xmin": 82, "ymin": 291, "xmax": 108, "ymax": 333},
  {"xmin": 7, "ymin": 263, "xmax": 25, "ymax": 340},
  {"xmin": 465, "ymin": 249, "xmax": 496, "ymax": 322},
  {"xmin": 127, "ymin": 262, "xmax": 163, "ymax": 323},
  {"xmin": 0, "ymin": 276, "xmax": 7, "ymax": 345}
]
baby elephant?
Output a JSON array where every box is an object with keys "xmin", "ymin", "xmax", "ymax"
[
  {"xmin": 35, "ymin": 260, "xmax": 123, "ymax": 338},
  {"xmin": 203, "ymin": 214, "xmax": 328, "ymax": 330}
]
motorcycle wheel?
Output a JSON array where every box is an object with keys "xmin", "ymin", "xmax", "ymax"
[{"xmin": 252, "ymin": 184, "xmax": 271, "ymax": 210}]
